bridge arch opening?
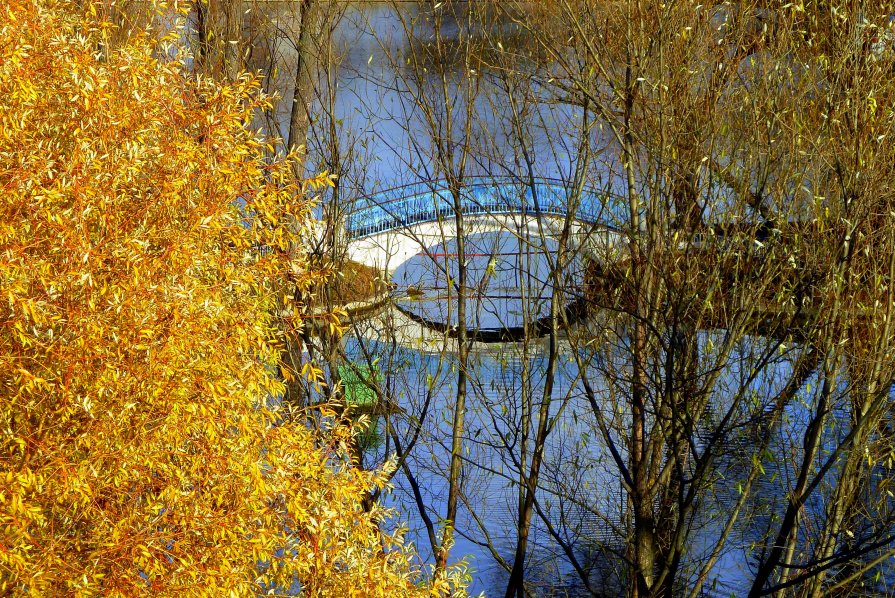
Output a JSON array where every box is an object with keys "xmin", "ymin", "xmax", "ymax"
[{"xmin": 391, "ymin": 229, "xmax": 586, "ymax": 342}]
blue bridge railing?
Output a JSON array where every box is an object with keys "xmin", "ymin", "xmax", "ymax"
[{"xmin": 346, "ymin": 177, "xmax": 624, "ymax": 239}]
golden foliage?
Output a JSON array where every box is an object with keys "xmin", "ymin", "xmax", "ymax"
[{"xmin": 0, "ymin": 1, "xmax": 464, "ymax": 595}]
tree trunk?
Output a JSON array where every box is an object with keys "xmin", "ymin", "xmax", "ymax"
[
  {"xmin": 222, "ymin": 0, "xmax": 242, "ymax": 81},
  {"xmin": 193, "ymin": 0, "xmax": 210, "ymax": 71},
  {"xmin": 437, "ymin": 181, "xmax": 469, "ymax": 575},
  {"xmin": 287, "ymin": 0, "xmax": 323, "ymax": 180}
]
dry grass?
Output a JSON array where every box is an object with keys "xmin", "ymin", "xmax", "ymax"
[{"xmin": 307, "ymin": 258, "xmax": 388, "ymax": 307}]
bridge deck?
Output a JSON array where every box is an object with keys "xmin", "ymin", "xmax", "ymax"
[{"xmin": 346, "ymin": 177, "xmax": 624, "ymax": 239}]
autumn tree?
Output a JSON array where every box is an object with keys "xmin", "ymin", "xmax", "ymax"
[
  {"xmin": 0, "ymin": 1, "xmax": 467, "ymax": 595},
  {"xmin": 492, "ymin": 1, "xmax": 895, "ymax": 596}
]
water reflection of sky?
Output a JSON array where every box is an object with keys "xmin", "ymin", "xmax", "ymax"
[
  {"xmin": 348, "ymin": 336, "xmax": 624, "ymax": 596},
  {"xmin": 393, "ymin": 231, "xmax": 575, "ymax": 331},
  {"xmin": 342, "ymin": 325, "xmax": 895, "ymax": 596}
]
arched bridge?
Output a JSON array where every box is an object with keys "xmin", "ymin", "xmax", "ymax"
[
  {"xmin": 346, "ymin": 176, "xmax": 621, "ymax": 239},
  {"xmin": 345, "ymin": 177, "xmax": 624, "ymax": 272}
]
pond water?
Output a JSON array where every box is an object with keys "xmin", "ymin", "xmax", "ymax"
[
  {"xmin": 342, "ymin": 330, "xmax": 799, "ymax": 597},
  {"xmin": 343, "ymin": 335, "xmax": 627, "ymax": 595},
  {"xmin": 261, "ymin": 2, "xmax": 614, "ymax": 192}
]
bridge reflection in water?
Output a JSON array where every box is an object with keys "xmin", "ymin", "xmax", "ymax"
[{"xmin": 392, "ymin": 231, "xmax": 586, "ymax": 340}]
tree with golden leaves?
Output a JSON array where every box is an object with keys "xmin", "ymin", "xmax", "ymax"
[{"xmin": 0, "ymin": 1, "xmax": 466, "ymax": 595}]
